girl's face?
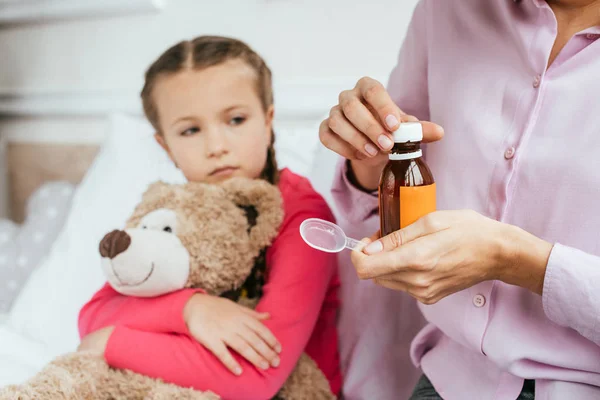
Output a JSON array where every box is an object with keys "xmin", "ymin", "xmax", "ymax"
[{"xmin": 154, "ymin": 59, "xmax": 274, "ymax": 184}]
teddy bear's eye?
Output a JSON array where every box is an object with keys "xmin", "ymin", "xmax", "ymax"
[
  {"xmin": 142, "ymin": 226, "xmax": 147, "ymax": 229},
  {"xmin": 163, "ymin": 226, "xmax": 172, "ymax": 233}
]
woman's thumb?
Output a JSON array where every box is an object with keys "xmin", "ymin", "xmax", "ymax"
[{"xmin": 363, "ymin": 230, "xmax": 404, "ymax": 255}]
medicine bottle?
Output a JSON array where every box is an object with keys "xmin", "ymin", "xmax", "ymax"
[{"xmin": 378, "ymin": 122, "xmax": 436, "ymax": 237}]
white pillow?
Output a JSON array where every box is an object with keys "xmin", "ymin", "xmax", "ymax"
[
  {"xmin": 272, "ymin": 120, "xmax": 320, "ymax": 178},
  {"xmin": 7, "ymin": 113, "xmax": 186, "ymax": 354},
  {"xmin": 0, "ymin": 182, "xmax": 75, "ymax": 315},
  {"xmin": 7, "ymin": 112, "xmax": 323, "ymax": 356}
]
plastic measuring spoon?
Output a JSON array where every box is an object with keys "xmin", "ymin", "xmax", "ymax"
[{"xmin": 299, "ymin": 218, "xmax": 364, "ymax": 253}]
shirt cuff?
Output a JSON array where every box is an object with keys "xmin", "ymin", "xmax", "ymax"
[
  {"xmin": 331, "ymin": 158, "xmax": 379, "ymax": 224},
  {"xmin": 170, "ymin": 289, "xmax": 203, "ymax": 334},
  {"xmin": 542, "ymin": 243, "xmax": 600, "ymax": 344},
  {"xmin": 105, "ymin": 325, "xmax": 140, "ymax": 367}
]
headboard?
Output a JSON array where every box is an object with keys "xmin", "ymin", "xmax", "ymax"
[{"xmin": 6, "ymin": 142, "xmax": 99, "ymax": 223}]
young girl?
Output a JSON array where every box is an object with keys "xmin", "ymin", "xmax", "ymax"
[{"xmin": 77, "ymin": 36, "xmax": 342, "ymax": 399}]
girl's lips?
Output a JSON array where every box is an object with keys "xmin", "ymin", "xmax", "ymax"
[{"xmin": 210, "ymin": 166, "xmax": 240, "ymax": 177}]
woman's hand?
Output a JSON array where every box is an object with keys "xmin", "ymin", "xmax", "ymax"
[
  {"xmin": 319, "ymin": 76, "xmax": 444, "ymax": 190},
  {"xmin": 78, "ymin": 326, "xmax": 114, "ymax": 356},
  {"xmin": 183, "ymin": 294, "xmax": 281, "ymax": 376},
  {"xmin": 352, "ymin": 210, "xmax": 553, "ymax": 304}
]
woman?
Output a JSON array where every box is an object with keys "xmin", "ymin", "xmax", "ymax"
[{"xmin": 320, "ymin": 1, "xmax": 600, "ymax": 399}]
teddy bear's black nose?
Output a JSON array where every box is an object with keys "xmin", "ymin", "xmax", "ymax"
[{"xmin": 99, "ymin": 230, "xmax": 131, "ymax": 259}]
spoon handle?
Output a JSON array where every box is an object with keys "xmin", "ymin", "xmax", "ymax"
[{"xmin": 344, "ymin": 237, "xmax": 365, "ymax": 251}]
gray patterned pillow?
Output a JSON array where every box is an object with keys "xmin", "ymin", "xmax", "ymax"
[{"xmin": 0, "ymin": 182, "xmax": 75, "ymax": 314}]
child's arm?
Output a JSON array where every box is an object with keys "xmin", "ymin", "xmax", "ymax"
[
  {"xmin": 98, "ymin": 199, "xmax": 337, "ymax": 399},
  {"xmin": 78, "ymin": 284, "xmax": 201, "ymax": 335},
  {"xmin": 79, "ymin": 286, "xmax": 278, "ymax": 375}
]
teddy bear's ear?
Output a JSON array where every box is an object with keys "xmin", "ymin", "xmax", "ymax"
[
  {"xmin": 143, "ymin": 181, "xmax": 171, "ymax": 200},
  {"xmin": 221, "ymin": 178, "xmax": 284, "ymax": 251},
  {"xmin": 125, "ymin": 181, "xmax": 172, "ymax": 228}
]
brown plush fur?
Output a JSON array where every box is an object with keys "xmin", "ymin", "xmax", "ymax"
[
  {"xmin": 0, "ymin": 352, "xmax": 219, "ymax": 400},
  {"xmin": 0, "ymin": 178, "xmax": 335, "ymax": 400}
]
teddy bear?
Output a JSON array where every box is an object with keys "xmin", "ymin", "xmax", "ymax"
[{"xmin": 0, "ymin": 177, "xmax": 335, "ymax": 400}]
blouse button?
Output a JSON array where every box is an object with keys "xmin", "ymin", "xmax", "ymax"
[
  {"xmin": 504, "ymin": 147, "xmax": 516, "ymax": 160},
  {"xmin": 473, "ymin": 294, "xmax": 486, "ymax": 308}
]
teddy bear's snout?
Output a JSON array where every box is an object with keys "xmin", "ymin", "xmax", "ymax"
[{"xmin": 99, "ymin": 230, "xmax": 131, "ymax": 259}]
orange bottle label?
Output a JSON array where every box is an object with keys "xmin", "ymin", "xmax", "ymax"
[{"xmin": 399, "ymin": 183, "xmax": 436, "ymax": 228}]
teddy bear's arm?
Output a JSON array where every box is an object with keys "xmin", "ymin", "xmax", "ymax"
[
  {"xmin": 0, "ymin": 350, "xmax": 221, "ymax": 400},
  {"xmin": 79, "ymin": 283, "xmax": 202, "ymax": 337}
]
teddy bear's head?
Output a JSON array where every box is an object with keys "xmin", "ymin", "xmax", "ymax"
[{"xmin": 98, "ymin": 178, "xmax": 283, "ymax": 298}]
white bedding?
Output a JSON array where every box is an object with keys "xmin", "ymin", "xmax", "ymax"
[{"xmin": 0, "ymin": 323, "xmax": 56, "ymax": 386}]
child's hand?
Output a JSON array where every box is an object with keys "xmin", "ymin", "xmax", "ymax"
[
  {"xmin": 78, "ymin": 326, "xmax": 115, "ymax": 356},
  {"xmin": 183, "ymin": 294, "xmax": 281, "ymax": 375}
]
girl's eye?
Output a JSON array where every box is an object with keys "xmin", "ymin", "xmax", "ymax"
[
  {"xmin": 181, "ymin": 127, "xmax": 200, "ymax": 136},
  {"xmin": 230, "ymin": 116, "xmax": 246, "ymax": 126}
]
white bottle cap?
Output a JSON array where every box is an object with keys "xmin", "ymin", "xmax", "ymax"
[{"xmin": 392, "ymin": 122, "xmax": 423, "ymax": 143}]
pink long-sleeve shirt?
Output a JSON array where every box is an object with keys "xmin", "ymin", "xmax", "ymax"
[
  {"xmin": 332, "ymin": 1, "xmax": 600, "ymax": 399},
  {"xmin": 79, "ymin": 169, "xmax": 342, "ymax": 399}
]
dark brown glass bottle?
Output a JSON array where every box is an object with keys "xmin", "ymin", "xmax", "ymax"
[{"xmin": 378, "ymin": 122, "xmax": 436, "ymax": 237}]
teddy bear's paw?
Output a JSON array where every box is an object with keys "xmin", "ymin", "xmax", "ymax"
[
  {"xmin": 278, "ymin": 353, "xmax": 336, "ymax": 400},
  {"xmin": 278, "ymin": 388, "xmax": 336, "ymax": 400},
  {"xmin": 0, "ymin": 381, "xmax": 79, "ymax": 400},
  {"xmin": 2, "ymin": 352, "xmax": 112, "ymax": 400},
  {"xmin": 51, "ymin": 351, "xmax": 110, "ymax": 376},
  {"xmin": 0, "ymin": 384, "xmax": 28, "ymax": 400},
  {"xmin": 144, "ymin": 383, "xmax": 220, "ymax": 400}
]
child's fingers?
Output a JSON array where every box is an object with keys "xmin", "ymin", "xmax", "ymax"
[
  {"xmin": 245, "ymin": 317, "xmax": 281, "ymax": 354},
  {"xmin": 226, "ymin": 334, "xmax": 270, "ymax": 371},
  {"xmin": 240, "ymin": 328, "xmax": 280, "ymax": 368},
  {"xmin": 242, "ymin": 307, "xmax": 270, "ymax": 320},
  {"xmin": 207, "ymin": 339, "xmax": 243, "ymax": 376}
]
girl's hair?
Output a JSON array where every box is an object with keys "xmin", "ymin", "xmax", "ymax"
[{"xmin": 141, "ymin": 36, "xmax": 279, "ymax": 184}]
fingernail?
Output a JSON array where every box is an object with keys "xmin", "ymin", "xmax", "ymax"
[
  {"xmin": 365, "ymin": 240, "xmax": 383, "ymax": 254},
  {"xmin": 364, "ymin": 143, "xmax": 378, "ymax": 157},
  {"xmin": 235, "ymin": 367, "xmax": 243, "ymax": 375},
  {"xmin": 272, "ymin": 358, "xmax": 280, "ymax": 367},
  {"xmin": 385, "ymin": 114, "xmax": 399, "ymax": 129},
  {"xmin": 261, "ymin": 361, "xmax": 270, "ymax": 370},
  {"xmin": 377, "ymin": 135, "xmax": 393, "ymax": 150},
  {"xmin": 275, "ymin": 344, "xmax": 282, "ymax": 353}
]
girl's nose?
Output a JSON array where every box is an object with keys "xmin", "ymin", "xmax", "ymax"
[{"xmin": 205, "ymin": 129, "xmax": 229, "ymax": 158}]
